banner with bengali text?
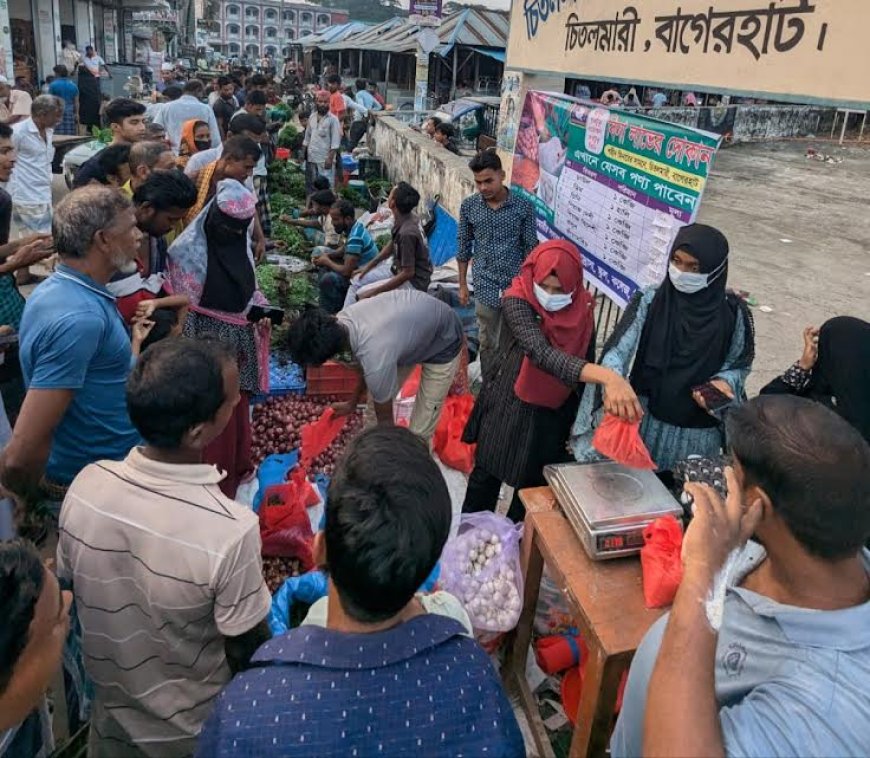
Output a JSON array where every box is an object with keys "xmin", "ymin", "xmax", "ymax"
[
  {"xmin": 512, "ymin": 91, "xmax": 721, "ymax": 307},
  {"xmin": 507, "ymin": 0, "xmax": 869, "ymax": 109}
]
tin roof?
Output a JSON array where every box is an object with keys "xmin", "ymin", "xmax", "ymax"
[
  {"xmin": 316, "ymin": 8, "xmax": 509, "ymax": 56},
  {"xmin": 297, "ymin": 20, "xmax": 373, "ymax": 48}
]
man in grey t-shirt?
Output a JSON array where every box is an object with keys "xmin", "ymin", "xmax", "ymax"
[{"xmin": 287, "ymin": 289, "xmax": 463, "ymax": 442}]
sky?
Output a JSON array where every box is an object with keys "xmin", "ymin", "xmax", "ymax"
[{"xmin": 400, "ymin": 0, "xmax": 511, "ymax": 10}]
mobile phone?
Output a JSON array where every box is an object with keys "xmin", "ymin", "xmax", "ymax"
[
  {"xmin": 691, "ymin": 382, "xmax": 734, "ymax": 414},
  {"xmin": 0, "ymin": 332, "xmax": 19, "ymax": 347},
  {"xmin": 247, "ymin": 304, "xmax": 285, "ymax": 326}
]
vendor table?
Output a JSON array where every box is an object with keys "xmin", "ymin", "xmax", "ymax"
[{"xmin": 504, "ymin": 487, "xmax": 666, "ymax": 758}]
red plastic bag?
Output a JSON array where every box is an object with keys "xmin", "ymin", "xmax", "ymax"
[
  {"xmin": 399, "ymin": 366, "xmax": 422, "ymax": 399},
  {"xmin": 432, "ymin": 395, "xmax": 476, "ymax": 473},
  {"xmin": 640, "ymin": 515, "xmax": 683, "ymax": 608},
  {"xmin": 592, "ymin": 414, "xmax": 656, "ymax": 470},
  {"xmin": 535, "ymin": 634, "xmax": 587, "ymax": 675},
  {"xmin": 259, "ymin": 466, "xmax": 318, "ymax": 566},
  {"xmin": 299, "ymin": 408, "xmax": 346, "ymax": 468}
]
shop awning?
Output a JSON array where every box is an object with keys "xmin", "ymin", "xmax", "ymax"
[{"xmin": 469, "ymin": 47, "xmax": 505, "ymax": 63}]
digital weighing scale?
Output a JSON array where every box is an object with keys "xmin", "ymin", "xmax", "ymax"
[{"xmin": 544, "ymin": 461, "xmax": 683, "ymax": 560}]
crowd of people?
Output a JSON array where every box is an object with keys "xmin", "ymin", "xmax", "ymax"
[{"xmin": 0, "ymin": 52, "xmax": 866, "ymax": 758}]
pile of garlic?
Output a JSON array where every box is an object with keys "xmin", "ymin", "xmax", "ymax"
[{"xmin": 454, "ymin": 528, "xmax": 522, "ymax": 631}]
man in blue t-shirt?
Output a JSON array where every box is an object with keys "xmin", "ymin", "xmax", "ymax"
[
  {"xmin": 1, "ymin": 186, "xmax": 142, "ymax": 507},
  {"xmin": 611, "ymin": 396, "xmax": 870, "ymax": 758},
  {"xmin": 312, "ymin": 199, "xmax": 379, "ymax": 313}
]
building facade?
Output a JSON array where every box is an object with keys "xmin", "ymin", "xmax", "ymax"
[{"xmin": 206, "ymin": 1, "xmax": 347, "ymax": 60}]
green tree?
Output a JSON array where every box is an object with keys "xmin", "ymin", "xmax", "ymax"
[
  {"xmin": 443, "ymin": 1, "xmax": 499, "ymax": 14},
  {"xmin": 320, "ymin": 0, "xmax": 405, "ymax": 24}
]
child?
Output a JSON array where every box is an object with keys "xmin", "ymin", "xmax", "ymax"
[
  {"xmin": 280, "ymin": 187, "xmax": 338, "ymax": 247},
  {"xmin": 434, "ymin": 122, "xmax": 460, "ymax": 155},
  {"xmin": 108, "ymin": 262, "xmax": 189, "ymax": 356}
]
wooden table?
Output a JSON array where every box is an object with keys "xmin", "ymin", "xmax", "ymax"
[{"xmin": 503, "ymin": 487, "xmax": 666, "ymax": 758}]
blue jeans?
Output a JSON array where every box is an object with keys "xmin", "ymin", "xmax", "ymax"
[{"xmin": 317, "ymin": 269, "xmax": 350, "ymax": 314}]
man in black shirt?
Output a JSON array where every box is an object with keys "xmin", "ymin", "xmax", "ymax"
[{"xmin": 212, "ymin": 76, "xmax": 237, "ymax": 139}]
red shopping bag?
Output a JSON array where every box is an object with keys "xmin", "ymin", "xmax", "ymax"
[
  {"xmin": 433, "ymin": 395, "xmax": 476, "ymax": 474},
  {"xmin": 299, "ymin": 408, "xmax": 346, "ymax": 468},
  {"xmin": 399, "ymin": 366, "xmax": 422, "ymax": 399},
  {"xmin": 640, "ymin": 516, "xmax": 684, "ymax": 608},
  {"xmin": 592, "ymin": 414, "xmax": 656, "ymax": 470},
  {"xmin": 259, "ymin": 466, "xmax": 319, "ymax": 566}
]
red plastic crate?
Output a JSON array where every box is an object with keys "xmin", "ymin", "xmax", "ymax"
[{"xmin": 306, "ymin": 361, "xmax": 360, "ymax": 399}]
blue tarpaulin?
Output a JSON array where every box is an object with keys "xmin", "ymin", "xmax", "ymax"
[
  {"xmin": 427, "ymin": 205, "xmax": 459, "ymax": 265},
  {"xmin": 470, "ymin": 46, "xmax": 506, "ymax": 62}
]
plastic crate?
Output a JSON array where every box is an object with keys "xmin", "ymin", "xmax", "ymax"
[
  {"xmin": 250, "ymin": 353, "xmax": 307, "ymax": 404},
  {"xmin": 270, "ymin": 354, "xmax": 306, "ymax": 392},
  {"xmin": 306, "ymin": 361, "xmax": 359, "ymax": 399}
]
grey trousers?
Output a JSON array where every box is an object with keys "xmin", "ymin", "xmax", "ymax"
[{"xmin": 475, "ymin": 301, "xmax": 503, "ymax": 379}]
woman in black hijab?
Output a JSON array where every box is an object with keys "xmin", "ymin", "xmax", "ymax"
[
  {"xmin": 570, "ymin": 223, "xmax": 755, "ymax": 476},
  {"xmin": 761, "ymin": 317, "xmax": 869, "ymax": 442}
]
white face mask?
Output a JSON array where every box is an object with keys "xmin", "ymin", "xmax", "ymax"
[
  {"xmin": 533, "ymin": 282, "xmax": 573, "ymax": 312},
  {"xmin": 668, "ymin": 259, "xmax": 727, "ymax": 294}
]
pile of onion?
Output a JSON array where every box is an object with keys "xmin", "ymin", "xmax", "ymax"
[{"xmin": 251, "ymin": 395, "xmax": 364, "ymax": 476}]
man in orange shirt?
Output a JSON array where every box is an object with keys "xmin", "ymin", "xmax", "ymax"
[{"xmin": 326, "ymin": 74, "xmax": 346, "ymax": 120}]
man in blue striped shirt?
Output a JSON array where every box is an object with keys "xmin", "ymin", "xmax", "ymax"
[{"xmin": 313, "ymin": 199, "xmax": 380, "ymax": 313}]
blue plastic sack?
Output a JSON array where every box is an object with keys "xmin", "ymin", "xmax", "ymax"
[
  {"xmin": 269, "ymin": 570, "xmax": 329, "ymax": 635},
  {"xmin": 253, "ymin": 452, "xmax": 298, "ymax": 513}
]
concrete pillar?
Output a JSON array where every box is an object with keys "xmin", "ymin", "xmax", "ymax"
[
  {"xmin": 33, "ymin": 0, "xmax": 58, "ymax": 80},
  {"xmin": 0, "ymin": 0, "xmax": 14, "ymax": 79},
  {"xmin": 413, "ymin": 47, "xmax": 428, "ymax": 111},
  {"xmin": 497, "ymin": 70, "xmax": 565, "ymax": 180}
]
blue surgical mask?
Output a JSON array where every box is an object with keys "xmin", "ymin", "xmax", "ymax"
[
  {"xmin": 668, "ymin": 259, "xmax": 727, "ymax": 294},
  {"xmin": 533, "ymin": 282, "xmax": 573, "ymax": 312}
]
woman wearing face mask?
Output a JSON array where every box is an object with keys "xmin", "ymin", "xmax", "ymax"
[
  {"xmin": 571, "ymin": 223, "xmax": 755, "ymax": 481},
  {"xmin": 177, "ymin": 119, "xmax": 212, "ymax": 168},
  {"xmin": 462, "ymin": 239, "xmax": 643, "ymax": 522}
]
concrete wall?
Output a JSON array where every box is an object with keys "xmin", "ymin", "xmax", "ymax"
[
  {"xmin": 370, "ymin": 115, "xmax": 475, "ymax": 219},
  {"xmin": 623, "ymin": 105, "xmax": 825, "ymax": 143}
]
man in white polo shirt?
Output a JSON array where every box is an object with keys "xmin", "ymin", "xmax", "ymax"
[
  {"xmin": 57, "ymin": 338, "xmax": 271, "ymax": 757},
  {"xmin": 8, "ymin": 95, "xmax": 63, "ymax": 236}
]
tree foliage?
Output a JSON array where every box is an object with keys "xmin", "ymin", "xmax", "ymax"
[{"xmin": 319, "ymin": 0, "xmax": 405, "ymax": 24}]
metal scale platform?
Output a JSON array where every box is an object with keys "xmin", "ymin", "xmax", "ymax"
[{"xmin": 544, "ymin": 461, "xmax": 683, "ymax": 560}]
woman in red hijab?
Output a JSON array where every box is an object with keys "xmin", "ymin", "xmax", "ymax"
[{"xmin": 462, "ymin": 239, "xmax": 642, "ymax": 521}]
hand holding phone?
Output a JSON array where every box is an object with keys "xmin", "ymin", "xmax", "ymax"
[
  {"xmin": 692, "ymin": 381, "xmax": 735, "ymax": 415},
  {"xmin": 247, "ymin": 304, "xmax": 285, "ymax": 326}
]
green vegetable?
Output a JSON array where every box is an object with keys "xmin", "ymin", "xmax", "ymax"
[
  {"xmin": 277, "ymin": 122, "xmax": 301, "ymax": 149},
  {"xmin": 268, "ymin": 160, "xmax": 306, "ymax": 203},
  {"xmin": 339, "ymin": 186, "xmax": 368, "ymax": 208},
  {"xmin": 269, "ymin": 193, "xmax": 297, "ymax": 218},
  {"xmin": 91, "ymin": 126, "xmax": 113, "ymax": 144},
  {"xmin": 270, "ymin": 221, "xmax": 309, "ymax": 259},
  {"xmin": 375, "ymin": 234, "xmax": 391, "ymax": 251},
  {"xmin": 257, "ymin": 264, "xmax": 319, "ymax": 346},
  {"xmin": 366, "ymin": 178, "xmax": 392, "ymax": 202}
]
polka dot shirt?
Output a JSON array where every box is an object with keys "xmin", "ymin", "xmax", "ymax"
[
  {"xmin": 457, "ymin": 190, "xmax": 539, "ymax": 310},
  {"xmin": 195, "ymin": 614, "xmax": 524, "ymax": 757}
]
